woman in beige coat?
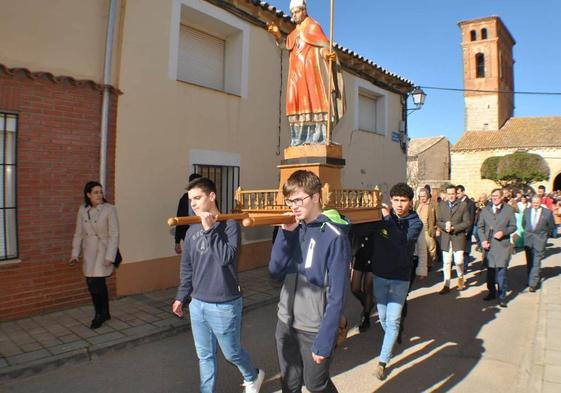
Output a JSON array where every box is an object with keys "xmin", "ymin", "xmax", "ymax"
[{"xmin": 69, "ymin": 181, "xmax": 119, "ymax": 329}]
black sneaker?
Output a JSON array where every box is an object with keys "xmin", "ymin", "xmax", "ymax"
[
  {"xmin": 483, "ymin": 293, "xmax": 496, "ymax": 301},
  {"xmin": 359, "ymin": 312, "xmax": 371, "ymax": 333}
]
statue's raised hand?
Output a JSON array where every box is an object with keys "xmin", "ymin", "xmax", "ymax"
[
  {"xmin": 323, "ymin": 50, "xmax": 336, "ymax": 62},
  {"xmin": 267, "ymin": 22, "xmax": 281, "ymax": 40}
]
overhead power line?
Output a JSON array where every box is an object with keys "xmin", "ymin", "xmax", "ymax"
[{"xmin": 419, "ymin": 86, "xmax": 561, "ymax": 96}]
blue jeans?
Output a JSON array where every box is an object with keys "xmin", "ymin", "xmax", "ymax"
[
  {"xmin": 189, "ymin": 297, "xmax": 257, "ymax": 393},
  {"xmin": 373, "ymin": 275, "xmax": 410, "ymax": 364}
]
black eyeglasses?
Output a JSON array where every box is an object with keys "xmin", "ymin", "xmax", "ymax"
[{"xmin": 284, "ymin": 195, "xmax": 312, "ymax": 207}]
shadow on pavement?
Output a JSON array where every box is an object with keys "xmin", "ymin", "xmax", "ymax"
[
  {"xmin": 235, "ymin": 244, "xmax": 560, "ymax": 393},
  {"xmin": 332, "ymin": 277, "xmax": 498, "ymax": 392},
  {"xmin": 544, "ymin": 246, "xmax": 561, "ymax": 259},
  {"xmin": 324, "ymin": 243, "xmax": 561, "ymax": 393}
]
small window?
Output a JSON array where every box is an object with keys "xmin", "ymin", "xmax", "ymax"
[
  {"xmin": 178, "ymin": 25, "xmax": 225, "ymax": 91},
  {"xmin": 173, "ymin": 2, "xmax": 249, "ymax": 97},
  {"xmin": 0, "ymin": 113, "xmax": 18, "ymax": 261},
  {"xmin": 481, "ymin": 28, "xmax": 488, "ymax": 40},
  {"xmin": 470, "ymin": 30, "xmax": 476, "ymax": 41},
  {"xmin": 192, "ymin": 164, "xmax": 240, "ymax": 213},
  {"xmin": 476, "ymin": 53, "xmax": 485, "ymax": 78},
  {"xmin": 358, "ymin": 92, "xmax": 377, "ymax": 133}
]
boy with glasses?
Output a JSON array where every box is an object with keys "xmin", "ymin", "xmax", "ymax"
[{"xmin": 270, "ymin": 170, "xmax": 351, "ymax": 393}]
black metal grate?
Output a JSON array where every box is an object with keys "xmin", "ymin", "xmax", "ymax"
[
  {"xmin": 0, "ymin": 113, "xmax": 18, "ymax": 261},
  {"xmin": 192, "ymin": 164, "xmax": 240, "ymax": 213}
]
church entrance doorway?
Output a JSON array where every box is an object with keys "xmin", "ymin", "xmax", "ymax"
[{"xmin": 553, "ymin": 173, "xmax": 561, "ymax": 191}]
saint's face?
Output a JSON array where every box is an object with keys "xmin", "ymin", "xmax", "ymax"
[
  {"xmin": 419, "ymin": 191, "xmax": 429, "ymax": 204},
  {"xmin": 291, "ymin": 7, "xmax": 307, "ymax": 24}
]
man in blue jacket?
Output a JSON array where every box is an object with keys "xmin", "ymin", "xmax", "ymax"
[
  {"xmin": 371, "ymin": 183, "xmax": 423, "ymax": 380},
  {"xmin": 269, "ymin": 170, "xmax": 351, "ymax": 393},
  {"xmin": 172, "ymin": 177, "xmax": 264, "ymax": 393}
]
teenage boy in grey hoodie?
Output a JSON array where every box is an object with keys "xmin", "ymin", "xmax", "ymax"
[{"xmin": 269, "ymin": 170, "xmax": 351, "ymax": 393}]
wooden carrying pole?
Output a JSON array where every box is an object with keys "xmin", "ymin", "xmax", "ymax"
[
  {"xmin": 168, "ymin": 209, "xmax": 381, "ymax": 228},
  {"xmin": 167, "ymin": 213, "xmax": 295, "ymax": 228},
  {"xmin": 167, "ymin": 213, "xmax": 248, "ymax": 227},
  {"xmin": 326, "ymin": 0, "xmax": 335, "ymax": 145},
  {"xmin": 242, "ymin": 214, "xmax": 296, "ymax": 228}
]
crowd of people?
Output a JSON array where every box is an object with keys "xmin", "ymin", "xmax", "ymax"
[
  {"xmin": 414, "ymin": 184, "xmax": 559, "ymax": 302},
  {"xmin": 66, "ymin": 174, "xmax": 559, "ymax": 393},
  {"xmin": 169, "ymin": 172, "xmax": 560, "ymax": 393}
]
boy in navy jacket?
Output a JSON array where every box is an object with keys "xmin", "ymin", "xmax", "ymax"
[
  {"xmin": 172, "ymin": 177, "xmax": 264, "ymax": 393},
  {"xmin": 269, "ymin": 170, "xmax": 351, "ymax": 393}
]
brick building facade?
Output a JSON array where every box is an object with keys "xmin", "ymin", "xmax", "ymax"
[{"xmin": 0, "ymin": 67, "xmax": 118, "ymax": 320}]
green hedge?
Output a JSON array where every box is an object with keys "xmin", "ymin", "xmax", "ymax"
[
  {"xmin": 481, "ymin": 156, "xmax": 501, "ymax": 180},
  {"xmin": 480, "ymin": 152, "xmax": 549, "ymax": 186}
]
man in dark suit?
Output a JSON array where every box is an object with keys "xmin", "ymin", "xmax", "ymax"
[
  {"xmin": 436, "ymin": 184, "xmax": 472, "ymax": 294},
  {"xmin": 522, "ymin": 195, "xmax": 555, "ymax": 292},
  {"xmin": 477, "ymin": 188, "xmax": 517, "ymax": 307},
  {"xmin": 457, "ymin": 185, "xmax": 476, "ymax": 272}
]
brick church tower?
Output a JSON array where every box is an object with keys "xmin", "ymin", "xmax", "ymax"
[{"xmin": 459, "ymin": 17, "xmax": 516, "ymax": 131}]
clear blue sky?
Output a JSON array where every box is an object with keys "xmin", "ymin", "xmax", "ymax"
[{"xmin": 265, "ymin": 0, "xmax": 561, "ymax": 144}]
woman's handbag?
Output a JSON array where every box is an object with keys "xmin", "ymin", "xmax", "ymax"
[{"xmin": 113, "ymin": 249, "xmax": 122, "ymax": 268}]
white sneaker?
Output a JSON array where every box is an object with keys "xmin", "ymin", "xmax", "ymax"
[{"xmin": 242, "ymin": 369, "xmax": 265, "ymax": 393}]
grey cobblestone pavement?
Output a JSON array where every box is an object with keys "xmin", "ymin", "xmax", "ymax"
[
  {"xmin": 1, "ymin": 239, "xmax": 560, "ymax": 392},
  {"xmin": 0, "ymin": 266, "xmax": 280, "ymax": 381},
  {"xmin": 527, "ymin": 237, "xmax": 561, "ymax": 393}
]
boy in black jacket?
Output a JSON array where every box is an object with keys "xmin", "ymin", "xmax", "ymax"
[{"xmin": 371, "ymin": 183, "xmax": 423, "ymax": 380}]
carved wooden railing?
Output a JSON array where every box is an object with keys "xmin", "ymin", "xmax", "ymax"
[
  {"xmin": 235, "ymin": 184, "xmax": 381, "ymax": 212},
  {"xmin": 323, "ymin": 184, "xmax": 381, "ymax": 209},
  {"xmin": 234, "ymin": 187, "xmax": 286, "ymax": 212}
]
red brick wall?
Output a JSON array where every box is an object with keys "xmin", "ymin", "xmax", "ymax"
[{"xmin": 0, "ymin": 70, "xmax": 118, "ymax": 320}]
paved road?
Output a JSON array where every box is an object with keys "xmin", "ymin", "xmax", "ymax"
[{"xmin": 2, "ymin": 241, "xmax": 559, "ymax": 393}]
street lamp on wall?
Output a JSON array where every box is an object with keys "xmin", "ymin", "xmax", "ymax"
[
  {"xmin": 408, "ymin": 86, "xmax": 426, "ymax": 114},
  {"xmin": 400, "ymin": 86, "xmax": 427, "ymax": 153}
]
